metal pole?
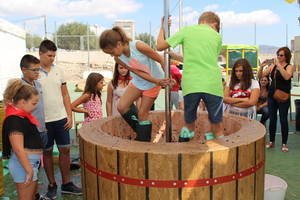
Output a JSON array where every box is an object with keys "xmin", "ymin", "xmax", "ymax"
[
  {"xmin": 286, "ymin": 24, "xmax": 288, "ymax": 47},
  {"xmin": 149, "ymin": 21, "xmax": 152, "ymax": 48},
  {"xmin": 54, "ymin": 21, "xmax": 58, "ymax": 62},
  {"xmin": 254, "ymin": 23, "xmax": 256, "ymax": 45},
  {"xmin": 87, "ymin": 23, "xmax": 90, "ymax": 68},
  {"xmin": 164, "ymin": 0, "xmax": 172, "ymax": 142},
  {"xmin": 179, "ymin": 0, "xmax": 183, "ymax": 54},
  {"xmin": 43, "ymin": 15, "xmax": 47, "ymax": 39}
]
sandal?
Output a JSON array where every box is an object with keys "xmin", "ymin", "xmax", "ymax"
[
  {"xmin": 281, "ymin": 144, "xmax": 289, "ymax": 152},
  {"xmin": 266, "ymin": 142, "xmax": 274, "ymax": 148}
]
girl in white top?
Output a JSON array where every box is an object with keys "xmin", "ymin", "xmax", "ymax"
[
  {"xmin": 106, "ymin": 63, "xmax": 131, "ymax": 116},
  {"xmin": 224, "ymin": 58, "xmax": 260, "ymax": 119}
]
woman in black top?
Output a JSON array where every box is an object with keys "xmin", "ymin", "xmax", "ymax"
[
  {"xmin": 2, "ymin": 79, "xmax": 43, "ymax": 199},
  {"xmin": 258, "ymin": 47, "xmax": 293, "ymax": 152},
  {"xmin": 257, "ymin": 76, "xmax": 270, "ymax": 125}
]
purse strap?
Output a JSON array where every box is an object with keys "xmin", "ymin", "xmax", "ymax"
[{"xmin": 273, "ymin": 66, "xmax": 277, "ymax": 89}]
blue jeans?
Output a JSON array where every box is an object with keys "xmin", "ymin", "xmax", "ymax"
[
  {"xmin": 268, "ymin": 97, "xmax": 290, "ymax": 144},
  {"xmin": 257, "ymin": 106, "xmax": 269, "ymax": 125}
]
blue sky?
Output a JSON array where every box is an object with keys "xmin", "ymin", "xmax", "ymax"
[{"xmin": 1, "ymin": 0, "xmax": 299, "ymax": 47}]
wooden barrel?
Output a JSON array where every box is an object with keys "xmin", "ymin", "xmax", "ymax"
[
  {"xmin": 0, "ymin": 103, "xmax": 5, "ymax": 196},
  {"xmin": 79, "ymin": 111, "xmax": 266, "ymax": 200}
]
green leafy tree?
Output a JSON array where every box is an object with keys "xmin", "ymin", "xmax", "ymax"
[
  {"xmin": 54, "ymin": 22, "xmax": 98, "ymax": 50},
  {"xmin": 26, "ymin": 33, "xmax": 43, "ymax": 50},
  {"xmin": 136, "ymin": 33, "xmax": 155, "ymax": 49}
]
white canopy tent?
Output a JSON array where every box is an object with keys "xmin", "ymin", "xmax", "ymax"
[{"xmin": 0, "ymin": 18, "xmax": 26, "ymax": 100}]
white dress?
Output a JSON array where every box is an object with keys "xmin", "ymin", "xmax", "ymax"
[{"xmin": 112, "ymin": 85, "xmax": 127, "ymax": 116}]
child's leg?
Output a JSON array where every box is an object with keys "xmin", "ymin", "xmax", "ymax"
[
  {"xmin": 117, "ymin": 84, "xmax": 141, "ymax": 114},
  {"xmin": 138, "ymin": 96, "xmax": 156, "ymax": 121},
  {"xmin": 135, "ymin": 96, "xmax": 156, "ymax": 141},
  {"xmin": 16, "ymin": 181, "xmax": 37, "ymax": 200},
  {"xmin": 118, "ymin": 84, "xmax": 142, "ymax": 131},
  {"xmin": 135, "ymin": 86, "xmax": 160, "ymax": 142},
  {"xmin": 179, "ymin": 93, "xmax": 201, "ymax": 142},
  {"xmin": 202, "ymin": 93, "xmax": 224, "ymax": 138}
]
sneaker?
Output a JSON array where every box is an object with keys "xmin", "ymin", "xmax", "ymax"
[
  {"xmin": 266, "ymin": 142, "xmax": 274, "ymax": 149},
  {"xmin": 45, "ymin": 183, "xmax": 57, "ymax": 199},
  {"xmin": 281, "ymin": 144, "xmax": 289, "ymax": 152},
  {"xmin": 61, "ymin": 182, "xmax": 83, "ymax": 195}
]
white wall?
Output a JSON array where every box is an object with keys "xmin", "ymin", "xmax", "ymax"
[{"xmin": 0, "ymin": 18, "xmax": 25, "ymax": 101}]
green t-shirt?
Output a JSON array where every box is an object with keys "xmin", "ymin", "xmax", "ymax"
[{"xmin": 166, "ymin": 24, "xmax": 223, "ymax": 97}]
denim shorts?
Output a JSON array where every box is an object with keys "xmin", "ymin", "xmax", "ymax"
[
  {"xmin": 39, "ymin": 131, "xmax": 48, "ymax": 148},
  {"xmin": 45, "ymin": 118, "xmax": 70, "ymax": 150},
  {"xmin": 8, "ymin": 153, "xmax": 41, "ymax": 183},
  {"xmin": 184, "ymin": 92, "xmax": 223, "ymax": 124}
]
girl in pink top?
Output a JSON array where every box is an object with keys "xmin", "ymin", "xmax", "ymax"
[{"xmin": 71, "ymin": 73, "xmax": 105, "ymax": 124}]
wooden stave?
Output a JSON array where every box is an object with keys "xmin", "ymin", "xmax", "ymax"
[{"xmin": 79, "ymin": 111, "xmax": 266, "ymax": 200}]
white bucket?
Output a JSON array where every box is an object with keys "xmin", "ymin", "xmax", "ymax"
[{"xmin": 264, "ymin": 174, "xmax": 288, "ymax": 200}]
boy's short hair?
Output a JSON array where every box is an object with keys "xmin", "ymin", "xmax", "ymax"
[
  {"xmin": 20, "ymin": 54, "xmax": 40, "ymax": 69},
  {"xmin": 39, "ymin": 39, "xmax": 57, "ymax": 53},
  {"xmin": 198, "ymin": 11, "xmax": 220, "ymax": 25}
]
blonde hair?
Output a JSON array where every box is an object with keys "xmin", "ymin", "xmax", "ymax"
[
  {"xmin": 3, "ymin": 79, "xmax": 38, "ymax": 105},
  {"xmin": 99, "ymin": 26, "xmax": 131, "ymax": 49}
]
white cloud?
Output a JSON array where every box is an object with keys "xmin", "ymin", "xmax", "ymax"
[
  {"xmin": 203, "ymin": 4, "xmax": 219, "ymax": 11},
  {"xmin": 218, "ymin": 10, "xmax": 280, "ymax": 27},
  {"xmin": 183, "ymin": 6, "xmax": 193, "ymax": 13},
  {"xmin": 0, "ymin": 0, "xmax": 142, "ymax": 18},
  {"xmin": 172, "ymin": 8, "xmax": 280, "ymax": 28}
]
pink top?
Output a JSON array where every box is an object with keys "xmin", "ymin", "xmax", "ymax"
[
  {"xmin": 170, "ymin": 65, "xmax": 182, "ymax": 91},
  {"xmin": 83, "ymin": 94, "xmax": 102, "ymax": 124}
]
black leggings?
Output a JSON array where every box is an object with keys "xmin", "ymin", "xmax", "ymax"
[{"xmin": 268, "ymin": 97, "xmax": 290, "ymax": 144}]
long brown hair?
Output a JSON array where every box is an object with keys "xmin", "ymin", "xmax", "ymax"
[
  {"xmin": 229, "ymin": 59, "xmax": 254, "ymax": 91},
  {"xmin": 3, "ymin": 79, "xmax": 38, "ymax": 105},
  {"xmin": 277, "ymin": 47, "xmax": 292, "ymax": 64},
  {"xmin": 99, "ymin": 26, "xmax": 131, "ymax": 49},
  {"xmin": 84, "ymin": 73, "xmax": 104, "ymax": 100},
  {"xmin": 112, "ymin": 63, "xmax": 130, "ymax": 89}
]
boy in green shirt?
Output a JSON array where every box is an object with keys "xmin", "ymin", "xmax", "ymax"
[{"xmin": 157, "ymin": 11, "xmax": 224, "ymax": 142}]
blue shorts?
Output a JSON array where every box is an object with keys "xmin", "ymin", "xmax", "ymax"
[
  {"xmin": 45, "ymin": 118, "xmax": 70, "ymax": 150},
  {"xmin": 184, "ymin": 92, "xmax": 223, "ymax": 124},
  {"xmin": 39, "ymin": 131, "xmax": 48, "ymax": 148},
  {"xmin": 8, "ymin": 153, "xmax": 41, "ymax": 183}
]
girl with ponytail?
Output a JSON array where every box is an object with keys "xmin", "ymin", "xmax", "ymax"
[
  {"xmin": 2, "ymin": 79, "xmax": 43, "ymax": 199},
  {"xmin": 99, "ymin": 26, "xmax": 171, "ymax": 142}
]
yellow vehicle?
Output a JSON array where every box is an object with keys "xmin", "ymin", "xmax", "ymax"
[{"xmin": 221, "ymin": 44, "xmax": 259, "ymax": 80}]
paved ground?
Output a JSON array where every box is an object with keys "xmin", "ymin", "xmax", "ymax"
[{"xmin": 2, "ymin": 83, "xmax": 300, "ymax": 200}]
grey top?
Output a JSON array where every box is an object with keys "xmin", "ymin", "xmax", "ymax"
[{"xmin": 22, "ymin": 78, "xmax": 46, "ymax": 133}]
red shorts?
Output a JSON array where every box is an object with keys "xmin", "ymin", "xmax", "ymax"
[{"xmin": 128, "ymin": 82, "xmax": 161, "ymax": 98}]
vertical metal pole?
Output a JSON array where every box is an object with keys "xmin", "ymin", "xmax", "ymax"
[
  {"xmin": 87, "ymin": 23, "xmax": 90, "ymax": 68},
  {"xmin": 286, "ymin": 24, "xmax": 288, "ymax": 47},
  {"xmin": 54, "ymin": 21, "xmax": 58, "ymax": 62},
  {"xmin": 164, "ymin": 0, "xmax": 172, "ymax": 142},
  {"xmin": 254, "ymin": 23, "xmax": 256, "ymax": 45},
  {"xmin": 44, "ymin": 15, "xmax": 47, "ymax": 39},
  {"xmin": 220, "ymin": 22, "xmax": 223, "ymax": 37},
  {"xmin": 149, "ymin": 21, "xmax": 152, "ymax": 48},
  {"xmin": 179, "ymin": 0, "xmax": 183, "ymax": 54}
]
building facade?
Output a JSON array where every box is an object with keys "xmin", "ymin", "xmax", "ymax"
[{"xmin": 113, "ymin": 20, "xmax": 135, "ymax": 40}]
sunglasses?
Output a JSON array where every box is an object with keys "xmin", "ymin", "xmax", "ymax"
[
  {"xmin": 277, "ymin": 54, "xmax": 285, "ymax": 57},
  {"xmin": 26, "ymin": 67, "xmax": 41, "ymax": 72}
]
